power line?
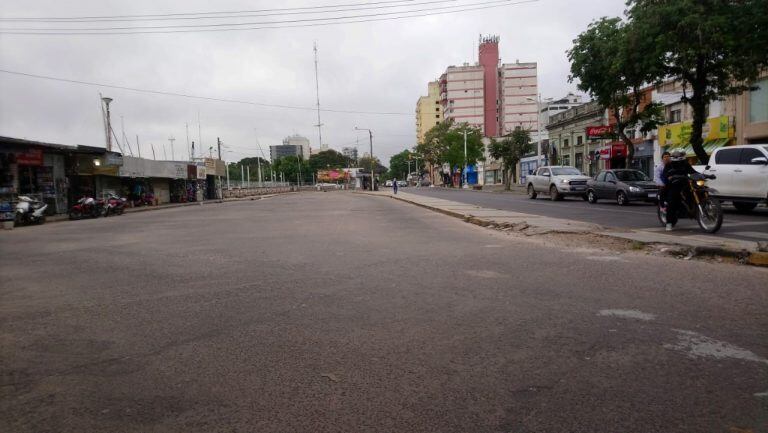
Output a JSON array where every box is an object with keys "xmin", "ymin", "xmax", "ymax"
[
  {"xmin": 0, "ymin": 0, "xmax": 456, "ymax": 23},
  {"xmin": 0, "ymin": 0, "xmax": 539, "ymax": 35},
  {"xmin": 0, "ymin": 68, "xmax": 413, "ymax": 116},
  {"xmin": 0, "ymin": 0, "xmax": 418, "ymax": 21}
]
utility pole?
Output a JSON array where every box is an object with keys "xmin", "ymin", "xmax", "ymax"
[
  {"xmin": 313, "ymin": 42, "xmax": 323, "ymax": 153},
  {"xmin": 355, "ymin": 127, "xmax": 374, "ymax": 190},
  {"xmin": 168, "ymin": 136, "xmax": 176, "ymax": 160},
  {"xmin": 151, "ymin": 143, "xmax": 156, "ymax": 160},
  {"xmin": 217, "ymin": 137, "xmax": 222, "ymax": 160},
  {"xmin": 257, "ymin": 158, "xmax": 262, "ymax": 187},
  {"xmin": 191, "ymin": 141, "xmax": 195, "ymax": 161},
  {"xmin": 247, "ymin": 166, "xmax": 250, "ymax": 188},
  {"xmin": 241, "ymin": 165, "xmax": 245, "ymax": 189},
  {"xmin": 463, "ymin": 130, "xmax": 468, "ymax": 189},
  {"xmin": 136, "ymin": 134, "xmax": 141, "ymax": 158},
  {"xmin": 226, "ymin": 162, "xmax": 230, "ymax": 190},
  {"xmin": 101, "ymin": 96, "xmax": 113, "ymax": 151},
  {"xmin": 185, "ymin": 123, "xmax": 190, "ymax": 161}
]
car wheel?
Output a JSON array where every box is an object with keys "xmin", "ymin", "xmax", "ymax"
[
  {"xmin": 549, "ymin": 185, "xmax": 561, "ymax": 201},
  {"xmin": 587, "ymin": 190, "xmax": 598, "ymax": 204},
  {"xmin": 616, "ymin": 191, "xmax": 628, "ymax": 206},
  {"xmin": 527, "ymin": 184, "xmax": 537, "ymax": 199},
  {"xmin": 733, "ymin": 201, "xmax": 757, "ymax": 213}
]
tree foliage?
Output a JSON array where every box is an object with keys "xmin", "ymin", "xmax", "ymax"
[
  {"xmin": 308, "ymin": 149, "xmax": 350, "ymax": 173},
  {"xmin": 416, "ymin": 120, "xmax": 484, "ymax": 170},
  {"xmin": 272, "ymin": 156, "xmax": 311, "ymax": 184},
  {"xmin": 628, "ymin": 0, "xmax": 768, "ymax": 163},
  {"xmin": 489, "ymin": 128, "xmax": 533, "ymax": 190},
  {"xmin": 388, "ymin": 149, "xmax": 414, "ymax": 181},
  {"xmin": 568, "ymin": 17, "xmax": 664, "ymax": 165},
  {"xmin": 358, "ymin": 156, "xmax": 387, "ymax": 175},
  {"xmin": 228, "ymin": 157, "xmax": 270, "ymax": 182}
]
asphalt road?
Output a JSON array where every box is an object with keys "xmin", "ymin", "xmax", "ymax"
[
  {"xmin": 405, "ymin": 187, "xmax": 768, "ymax": 243},
  {"xmin": 1, "ymin": 192, "xmax": 767, "ymax": 433}
]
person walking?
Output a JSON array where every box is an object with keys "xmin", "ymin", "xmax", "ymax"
[
  {"xmin": 654, "ymin": 151, "xmax": 671, "ymax": 210},
  {"xmin": 392, "ymin": 178, "xmax": 398, "ymax": 195}
]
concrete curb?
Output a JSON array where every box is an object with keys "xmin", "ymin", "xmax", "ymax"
[{"xmin": 355, "ymin": 191, "xmax": 765, "ymax": 267}]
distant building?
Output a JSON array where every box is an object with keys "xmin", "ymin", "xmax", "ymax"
[
  {"xmin": 270, "ymin": 144, "xmax": 304, "ymax": 162},
  {"xmin": 341, "ymin": 146, "xmax": 358, "ymax": 161},
  {"xmin": 416, "ymin": 81, "xmax": 443, "ymax": 144},
  {"xmin": 280, "ymin": 134, "xmax": 310, "ymax": 160},
  {"xmin": 311, "ymin": 143, "xmax": 330, "ymax": 156}
]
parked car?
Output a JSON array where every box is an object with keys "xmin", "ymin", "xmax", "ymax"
[
  {"xmin": 526, "ymin": 166, "xmax": 591, "ymax": 200},
  {"xmin": 695, "ymin": 144, "xmax": 768, "ymax": 212},
  {"xmin": 397, "ymin": 180, "xmax": 407, "ymax": 187},
  {"xmin": 586, "ymin": 169, "xmax": 660, "ymax": 205}
]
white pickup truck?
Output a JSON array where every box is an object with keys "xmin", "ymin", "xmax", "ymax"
[
  {"xmin": 526, "ymin": 166, "xmax": 592, "ymax": 201},
  {"xmin": 696, "ymin": 144, "xmax": 768, "ymax": 212}
]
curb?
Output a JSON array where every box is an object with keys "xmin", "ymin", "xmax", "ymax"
[{"xmin": 356, "ymin": 191, "xmax": 766, "ymax": 267}]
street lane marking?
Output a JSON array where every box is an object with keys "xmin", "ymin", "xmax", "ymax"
[
  {"xmin": 598, "ymin": 309, "xmax": 656, "ymax": 321},
  {"xmin": 664, "ymin": 329, "xmax": 768, "ymax": 365}
]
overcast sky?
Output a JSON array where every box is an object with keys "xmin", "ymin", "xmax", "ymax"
[{"xmin": 0, "ymin": 0, "xmax": 626, "ymax": 165}]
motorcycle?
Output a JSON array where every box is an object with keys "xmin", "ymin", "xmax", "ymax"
[
  {"xmin": 69, "ymin": 196, "xmax": 104, "ymax": 219},
  {"xmin": 657, "ymin": 173, "xmax": 723, "ymax": 233},
  {"xmin": 15, "ymin": 195, "xmax": 48, "ymax": 225},
  {"xmin": 104, "ymin": 193, "xmax": 127, "ymax": 216}
]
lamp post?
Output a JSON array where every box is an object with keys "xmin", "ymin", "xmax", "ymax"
[
  {"xmin": 462, "ymin": 129, "xmax": 469, "ymax": 189},
  {"xmin": 355, "ymin": 127, "xmax": 374, "ymax": 191},
  {"xmin": 526, "ymin": 95, "xmax": 553, "ymax": 168},
  {"xmin": 101, "ymin": 97, "xmax": 113, "ymax": 151}
]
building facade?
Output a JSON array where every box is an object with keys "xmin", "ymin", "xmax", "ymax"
[
  {"xmin": 341, "ymin": 146, "xmax": 358, "ymax": 162},
  {"xmin": 416, "ymin": 81, "xmax": 442, "ymax": 144},
  {"xmin": 281, "ymin": 134, "xmax": 311, "ymax": 160},
  {"xmin": 735, "ymin": 71, "xmax": 768, "ymax": 144},
  {"xmin": 547, "ymin": 101, "xmax": 609, "ymax": 176}
]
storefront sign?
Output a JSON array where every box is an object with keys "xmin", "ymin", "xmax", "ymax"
[
  {"xmin": 15, "ymin": 149, "xmax": 43, "ymax": 166},
  {"xmin": 658, "ymin": 116, "xmax": 734, "ymax": 146},
  {"xmin": 586, "ymin": 125, "xmax": 612, "ymax": 139},
  {"xmin": 196, "ymin": 163, "xmax": 207, "ymax": 179}
]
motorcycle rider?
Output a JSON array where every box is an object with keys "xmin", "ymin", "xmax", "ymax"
[
  {"xmin": 662, "ymin": 150, "xmax": 697, "ymax": 231},
  {"xmin": 653, "ymin": 151, "xmax": 671, "ymax": 210}
]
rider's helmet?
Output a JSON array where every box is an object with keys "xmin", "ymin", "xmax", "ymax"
[{"xmin": 670, "ymin": 150, "xmax": 687, "ymax": 162}]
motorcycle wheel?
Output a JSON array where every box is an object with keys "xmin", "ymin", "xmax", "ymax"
[
  {"xmin": 69, "ymin": 210, "xmax": 82, "ymax": 220},
  {"xmin": 696, "ymin": 197, "xmax": 723, "ymax": 234}
]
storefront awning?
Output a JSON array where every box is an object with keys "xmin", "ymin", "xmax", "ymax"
[{"xmin": 667, "ymin": 138, "xmax": 731, "ymax": 157}]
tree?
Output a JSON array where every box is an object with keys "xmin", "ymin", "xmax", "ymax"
[
  {"xmin": 228, "ymin": 157, "xmax": 270, "ymax": 182},
  {"xmin": 308, "ymin": 149, "xmax": 349, "ymax": 173},
  {"xmin": 415, "ymin": 121, "xmax": 484, "ymax": 182},
  {"xmin": 568, "ymin": 17, "xmax": 664, "ymax": 166},
  {"xmin": 388, "ymin": 149, "xmax": 413, "ymax": 181},
  {"xmin": 272, "ymin": 156, "xmax": 311, "ymax": 184},
  {"xmin": 627, "ymin": 0, "xmax": 768, "ymax": 164},
  {"xmin": 489, "ymin": 128, "xmax": 533, "ymax": 190},
  {"xmin": 415, "ymin": 121, "xmax": 452, "ymax": 183},
  {"xmin": 357, "ymin": 156, "xmax": 387, "ymax": 175}
]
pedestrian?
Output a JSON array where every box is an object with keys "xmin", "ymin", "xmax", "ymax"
[
  {"xmin": 392, "ymin": 177, "xmax": 398, "ymax": 195},
  {"xmin": 654, "ymin": 151, "xmax": 671, "ymax": 210}
]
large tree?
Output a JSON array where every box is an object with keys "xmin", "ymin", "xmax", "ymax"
[
  {"xmin": 272, "ymin": 156, "xmax": 311, "ymax": 184},
  {"xmin": 415, "ymin": 121, "xmax": 451, "ymax": 183},
  {"xmin": 228, "ymin": 156, "xmax": 270, "ymax": 182},
  {"xmin": 568, "ymin": 17, "xmax": 664, "ymax": 166},
  {"xmin": 388, "ymin": 149, "xmax": 413, "ymax": 181},
  {"xmin": 308, "ymin": 149, "xmax": 350, "ymax": 173},
  {"xmin": 627, "ymin": 0, "xmax": 768, "ymax": 163},
  {"xmin": 489, "ymin": 128, "xmax": 533, "ymax": 190}
]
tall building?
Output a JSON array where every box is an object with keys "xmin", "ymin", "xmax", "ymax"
[
  {"xmin": 415, "ymin": 81, "xmax": 443, "ymax": 144},
  {"xmin": 437, "ymin": 35, "xmax": 538, "ymax": 139},
  {"xmin": 281, "ymin": 134, "xmax": 311, "ymax": 160},
  {"xmin": 341, "ymin": 146, "xmax": 358, "ymax": 161},
  {"xmin": 270, "ymin": 144, "xmax": 304, "ymax": 162}
]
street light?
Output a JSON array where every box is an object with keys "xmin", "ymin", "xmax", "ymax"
[
  {"xmin": 354, "ymin": 127, "xmax": 374, "ymax": 191},
  {"xmin": 101, "ymin": 97, "xmax": 113, "ymax": 151},
  {"xmin": 526, "ymin": 95, "xmax": 553, "ymax": 167}
]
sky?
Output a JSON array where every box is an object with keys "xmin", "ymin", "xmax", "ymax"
[{"xmin": 0, "ymin": 0, "xmax": 627, "ymax": 166}]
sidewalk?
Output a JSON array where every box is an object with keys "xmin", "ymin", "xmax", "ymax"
[
  {"xmin": 360, "ymin": 190, "xmax": 768, "ymax": 266},
  {"xmin": 40, "ymin": 192, "xmax": 290, "ymax": 224}
]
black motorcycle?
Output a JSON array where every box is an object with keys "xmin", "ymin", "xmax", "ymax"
[{"xmin": 657, "ymin": 173, "xmax": 723, "ymax": 233}]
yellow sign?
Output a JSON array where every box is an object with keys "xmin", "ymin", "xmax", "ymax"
[{"xmin": 658, "ymin": 116, "xmax": 734, "ymax": 146}]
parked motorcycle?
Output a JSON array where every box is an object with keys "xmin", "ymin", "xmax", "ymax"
[
  {"xmin": 15, "ymin": 195, "xmax": 48, "ymax": 225},
  {"xmin": 657, "ymin": 173, "xmax": 723, "ymax": 233},
  {"xmin": 69, "ymin": 196, "xmax": 104, "ymax": 219},
  {"xmin": 104, "ymin": 193, "xmax": 127, "ymax": 216}
]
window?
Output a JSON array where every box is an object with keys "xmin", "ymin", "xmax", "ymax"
[
  {"xmin": 596, "ymin": 172, "xmax": 606, "ymax": 182},
  {"xmin": 539, "ymin": 168, "xmax": 550, "ymax": 176},
  {"xmin": 562, "ymin": 155, "xmax": 570, "ymax": 166},
  {"xmin": 575, "ymin": 153, "xmax": 583, "ymax": 169},
  {"xmin": 615, "ymin": 170, "xmax": 649, "ymax": 181},
  {"xmin": 740, "ymin": 148, "xmax": 765, "ymax": 164},
  {"xmin": 577, "ymin": 136, "xmax": 583, "ymax": 145},
  {"xmin": 750, "ymin": 78, "xmax": 768, "ymax": 123},
  {"xmin": 605, "ymin": 172, "xmax": 616, "ymax": 182},
  {"xmin": 435, "ymin": 107, "xmax": 440, "ymax": 112},
  {"xmin": 669, "ymin": 109, "xmax": 682, "ymax": 123},
  {"xmin": 564, "ymin": 139, "xmax": 569, "ymax": 147},
  {"xmin": 714, "ymin": 148, "xmax": 741, "ymax": 165},
  {"xmin": 436, "ymin": 121, "xmax": 440, "ymax": 125},
  {"xmin": 435, "ymin": 114, "xmax": 440, "ymax": 118}
]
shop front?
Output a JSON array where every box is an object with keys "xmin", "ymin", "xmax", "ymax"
[
  {"xmin": 597, "ymin": 143, "xmax": 627, "ymax": 170},
  {"xmin": 658, "ymin": 115, "xmax": 735, "ymax": 163},
  {"xmin": 631, "ymin": 140, "xmax": 655, "ymax": 177}
]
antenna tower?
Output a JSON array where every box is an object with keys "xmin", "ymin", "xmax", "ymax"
[{"xmin": 313, "ymin": 42, "xmax": 323, "ymax": 150}]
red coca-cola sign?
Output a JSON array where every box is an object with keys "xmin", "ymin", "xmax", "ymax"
[{"xmin": 586, "ymin": 125, "xmax": 612, "ymax": 139}]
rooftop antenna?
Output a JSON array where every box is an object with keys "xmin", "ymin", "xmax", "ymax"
[
  {"xmin": 185, "ymin": 123, "xmax": 191, "ymax": 161},
  {"xmin": 121, "ymin": 116, "xmax": 133, "ymax": 156},
  {"xmin": 313, "ymin": 41, "xmax": 324, "ymax": 151}
]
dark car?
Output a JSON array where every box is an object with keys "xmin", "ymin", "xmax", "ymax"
[{"xmin": 586, "ymin": 169, "xmax": 659, "ymax": 205}]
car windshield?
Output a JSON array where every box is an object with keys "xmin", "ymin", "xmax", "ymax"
[
  {"xmin": 551, "ymin": 167, "xmax": 582, "ymax": 176},
  {"xmin": 614, "ymin": 170, "xmax": 649, "ymax": 181}
]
